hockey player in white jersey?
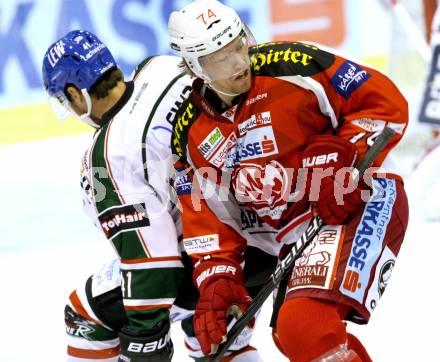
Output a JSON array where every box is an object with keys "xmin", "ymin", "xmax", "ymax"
[{"xmin": 42, "ymin": 30, "xmax": 277, "ymax": 361}]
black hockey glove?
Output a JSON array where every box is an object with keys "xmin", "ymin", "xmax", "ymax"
[{"xmin": 118, "ymin": 319, "xmax": 173, "ymax": 362}]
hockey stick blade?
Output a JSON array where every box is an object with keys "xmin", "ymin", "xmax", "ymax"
[{"xmin": 210, "ymin": 127, "xmax": 396, "ymax": 361}]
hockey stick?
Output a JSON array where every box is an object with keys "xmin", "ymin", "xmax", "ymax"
[
  {"xmin": 210, "ymin": 127, "xmax": 396, "ymax": 362},
  {"xmin": 381, "ymin": 0, "xmax": 431, "ymax": 63}
]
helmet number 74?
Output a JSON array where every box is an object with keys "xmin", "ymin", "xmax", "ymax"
[{"xmin": 196, "ymin": 9, "xmax": 217, "ymax": 25}]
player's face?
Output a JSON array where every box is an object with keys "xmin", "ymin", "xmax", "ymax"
[{"xmin": 200, "ymin": 35, "xmax": 252, "ymax": 95}]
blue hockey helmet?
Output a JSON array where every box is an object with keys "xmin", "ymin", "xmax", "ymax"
[{"xmin": 42, "ymin": 30, "xmax": 117, "ymax": 126}]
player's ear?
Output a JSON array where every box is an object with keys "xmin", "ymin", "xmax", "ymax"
[{"xmin": 66, "ymin": 85, "xmax": 84, "ymax": 104}]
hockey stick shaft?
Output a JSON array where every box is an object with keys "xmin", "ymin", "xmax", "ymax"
[
  {"xmin": 390, "ymin": 0, "xmax": 432, "ymax": 62},
  {"xmin": 211, "ymin": 127, "xmax": 396, "ymax": 361}
]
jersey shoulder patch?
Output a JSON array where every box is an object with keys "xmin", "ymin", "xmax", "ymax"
[
  {"xmin": 171, "ymin": 94, "xmax": 200, "ymax": 161},
  {"xmin": 251, "ymin": 41, "xmax": 335, "ymax": 77}
]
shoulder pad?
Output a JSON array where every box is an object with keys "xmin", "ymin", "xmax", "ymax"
[
  {"xmin": 250, "ymin": 42, "xmax": 335, "ymax": 77},
  {"xmin": 132, "ymin": 56, "xmax": 156, "ymax": 80},
  {"xmin": 171, "ymin": 94, "xmax": 199, "ymax": 161}
]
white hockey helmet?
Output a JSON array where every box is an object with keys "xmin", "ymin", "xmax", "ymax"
[{"xmin": 168, "ymin": 0, "xmax": 254, "ymax": 82}]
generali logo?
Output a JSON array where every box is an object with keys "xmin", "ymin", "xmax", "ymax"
[{"xmin": 288, "ymin": 228, "xmax": 341, "ymax": 291}]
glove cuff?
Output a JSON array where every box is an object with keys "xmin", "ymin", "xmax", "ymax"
[
  {"xmin": 303, "ymin": 135, "xmax": 358, "ymax": 170},
  {"xmin": 118, "ymin": 320, "xmax": 173, "ymax": 362},
  {"xmin": 193, "ymin": 260, "xmax": 244, "ymax": 290}
]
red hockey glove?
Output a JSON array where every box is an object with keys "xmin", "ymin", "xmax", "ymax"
[
  {"xmin": 193, "ymin": 260, "xmax": 251, "ymax": 356},
  {"xmin": 302, "ymin": 135, "xmax": 364, "ymax": 225}
]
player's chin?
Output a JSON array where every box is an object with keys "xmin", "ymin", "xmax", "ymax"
[
  {"xmin": 240, "ymin": 81, "xmax": 252, "ymax": 94},
  {"xmin": 232, "ymin": 75, "xmax": 252, "ymax": 94}
]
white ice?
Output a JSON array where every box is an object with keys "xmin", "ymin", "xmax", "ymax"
[{"xmin": 0, "ymin": 133, "xmax": 439, "ymax": 361}]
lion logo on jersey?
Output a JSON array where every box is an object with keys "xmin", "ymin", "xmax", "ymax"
[
  {"xmin": 296, "ymin": 229, "xmax": 337, "ymax": 267},
  {"xmin": 232, "ymin": 160, "xmax": 290, "ymax": 219}
]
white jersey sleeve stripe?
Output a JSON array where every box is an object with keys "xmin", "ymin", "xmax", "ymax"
[
  {"xmin": 120, "ymin": 259, "xmax": 184, "ymax": 270},
  {"xmin": 67, "ymin": 335, "xmax": 120, "ymax": 350}
]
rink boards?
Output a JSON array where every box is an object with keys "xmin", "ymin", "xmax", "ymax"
[
  {"xmin": 0, "ymin": 52, "xmax": 387, "ymax": 145},
  {"xmin": 0, "ymin": 103, "xmax": 92, "ymax": 144}
]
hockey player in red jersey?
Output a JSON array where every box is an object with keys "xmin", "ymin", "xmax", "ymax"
[{"xmin": 168, "ymin": 0, "xmax": 409, "ymax": 361}]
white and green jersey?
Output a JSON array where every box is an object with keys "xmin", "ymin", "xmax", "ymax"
[{"xmin": 79, "ymin": 55, "xmax": 193, "ymax": 332}]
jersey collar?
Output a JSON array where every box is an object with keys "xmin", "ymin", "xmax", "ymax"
[
  {"xmin": 192, "ymin": 78, "xmax": 244, "ymax": 123},
  {"xmin": 100, "ymin": 81, "xmax": 134, "ymax": 126}
]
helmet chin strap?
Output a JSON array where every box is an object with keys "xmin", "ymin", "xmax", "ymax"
[
  {"xmin": 68, "ymin": 89, "xmax": 100, "ymax": 128},
  {"xmin": 206, "ymin": 81, "xmax": 244, "ymax": 98}
]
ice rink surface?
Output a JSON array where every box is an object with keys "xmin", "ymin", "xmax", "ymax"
[{"xmin": 1, "ymin": 131, "xmax": 439, "ymax": 361}]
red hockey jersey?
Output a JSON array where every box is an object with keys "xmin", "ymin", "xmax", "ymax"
[{"xmin": 172, "ymin": 41, "xmax": 408, "ymax": 266}]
